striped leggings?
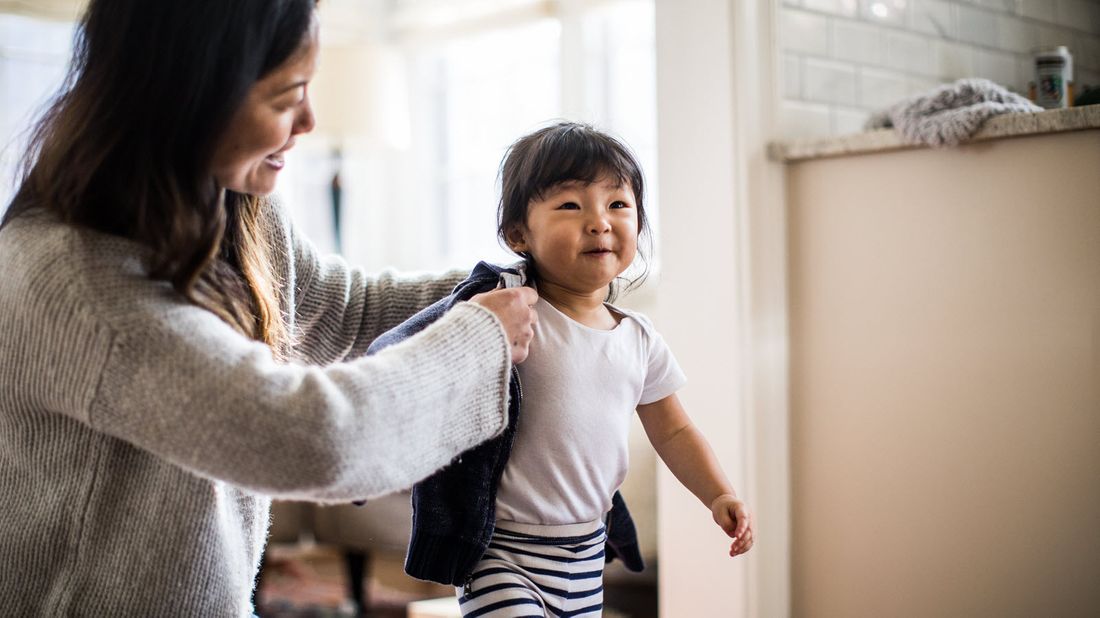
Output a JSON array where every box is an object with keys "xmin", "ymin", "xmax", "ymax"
[{"xmin": 455, "ymin": 520, "xmax": 606, "ymax": 618}]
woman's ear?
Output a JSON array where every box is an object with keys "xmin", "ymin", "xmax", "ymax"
[{"xmin": 505, "ymin": 224, "xmax": 528, "ymax": 253}]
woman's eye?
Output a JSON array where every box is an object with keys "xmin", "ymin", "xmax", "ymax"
[{"xmin": 274, "ymin": 88, "xmax": 306, "ymax": 111}]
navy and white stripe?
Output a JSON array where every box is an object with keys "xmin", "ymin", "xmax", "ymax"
[{"xmin": 456, "ymin": 520, "xmax": 607, "ymax": 617}]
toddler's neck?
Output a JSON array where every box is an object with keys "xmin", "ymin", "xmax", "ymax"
[{"xmin": 537, "ymin": 282, "xmax": 620, "ymax": 330}]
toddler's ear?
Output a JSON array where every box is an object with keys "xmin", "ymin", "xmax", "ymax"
[{"xmin": 505, "ymin": 225, "xmax": 528, "ymax": 253}]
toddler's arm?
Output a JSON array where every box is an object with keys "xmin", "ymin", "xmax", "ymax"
[{"xmin": 638, "ymin": 393, "xmax": 755, "ymax": 557}]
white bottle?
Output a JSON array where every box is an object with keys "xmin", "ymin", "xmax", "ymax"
[{"xmin": 1034, "ymin": 46, "xmax": 1073, "ymax": 109}]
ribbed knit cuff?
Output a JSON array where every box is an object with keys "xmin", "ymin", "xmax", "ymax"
[
  {"xmin": 443, "ymin": 302, "xmax": 512, "ymax": 439},
  {"xmin": 404, "ymin": 532, "xmax": 487, "ymax": 586}
]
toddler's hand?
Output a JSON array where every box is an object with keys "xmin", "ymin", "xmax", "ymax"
[
  {"xmin": 469, "ymin": 287, "xmax": 538, "ymax": 364},
  {"xmin": 710, "ymin": 494, "xmax": 754, "ymax": 557}
]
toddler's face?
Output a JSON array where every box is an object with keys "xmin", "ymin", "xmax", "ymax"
[{"xmin": 507, "ymin": 176, "xmax": 638, "ymax": 295}]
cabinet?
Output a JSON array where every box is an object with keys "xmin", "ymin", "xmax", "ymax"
[{"xmin": 786, "ymin": 129, "xmax": 1100, "ymax": 617}]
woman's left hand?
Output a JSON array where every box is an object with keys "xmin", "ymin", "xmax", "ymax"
[{"xmin": 710, "ymin": 494, "xmax": 754, "ymax": 557}]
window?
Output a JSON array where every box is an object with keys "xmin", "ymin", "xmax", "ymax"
[
  {"xmin": 406, "ymin": 17, "xmax": 564, "ymax": 271},
  {"xmin": 0, "ymin": 1, "xmax": 661, "ymax": 281},
  {"xmin": 0, "ymin": 13, "xmax": 73, "ymax": 212},
  {"xmin": 321, "ymin": 0, "xmax": 658, "ymax": 275}
]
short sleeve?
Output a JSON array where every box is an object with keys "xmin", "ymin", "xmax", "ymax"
[{"xmin": 639, "ymin": 330, "xmax": 687, "ymax": 405}]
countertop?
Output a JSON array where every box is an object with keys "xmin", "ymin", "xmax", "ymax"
[{"xmin": 768, "ymin": 104, "xmax": 1100, "ymax": 163}]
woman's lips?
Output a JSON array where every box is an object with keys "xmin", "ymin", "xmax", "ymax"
[{"xmin": 265, "ymin": 140, "xmax": 295, "ymax": 170}]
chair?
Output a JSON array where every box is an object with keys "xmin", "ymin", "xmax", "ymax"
[{"xmin": 267, "ymin": 491, "xmax": 413, "ymax": 613}]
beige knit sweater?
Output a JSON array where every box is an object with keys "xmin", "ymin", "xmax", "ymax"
[{"xmin": 0, "ymin": 205, "xmax": 512, "ymax": 616}]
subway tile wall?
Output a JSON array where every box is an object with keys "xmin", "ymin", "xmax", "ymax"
[{"xmin": 779, "ymin": 0, "xmax": 1100, "ymax": 138}]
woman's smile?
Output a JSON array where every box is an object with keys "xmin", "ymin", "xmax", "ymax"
[{"xmin": 210, "ymin": 25, "xmax": 317, "ymax": 195}]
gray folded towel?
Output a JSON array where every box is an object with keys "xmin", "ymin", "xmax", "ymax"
[{"xmin": 865, "ymin": 78, "xmax": 1042, "ymax": 147}]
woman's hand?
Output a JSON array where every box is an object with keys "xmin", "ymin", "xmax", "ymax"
[
  {"xmin": 469, "ymin": 287, "xmax": 538, "ymax": 364},
  {"xmin": 711, "ymin": 494, "xmax": 755, "ymax": 557}
]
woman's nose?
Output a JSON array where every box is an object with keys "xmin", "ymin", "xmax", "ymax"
[{"xmin": 294, "ymin": 92, "xmax": 317, "ymax": 135}]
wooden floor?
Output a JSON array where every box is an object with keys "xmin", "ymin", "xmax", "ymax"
[{"xmin": 255, "ymin": 542, "xmax": 657, "ymax": 617}]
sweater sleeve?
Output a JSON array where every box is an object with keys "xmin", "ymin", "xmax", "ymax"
[
  {"xmin": 87, "ymin": 298, "xmax": 512, "ymax": 503},
  {"xmin": 287, "ymin": 223, "xmax": 467, "ymax": 365}
]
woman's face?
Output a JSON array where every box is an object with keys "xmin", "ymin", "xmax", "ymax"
[{"xmin": 211, "ymin": 21, "xmax": 319, "ymax": 196}]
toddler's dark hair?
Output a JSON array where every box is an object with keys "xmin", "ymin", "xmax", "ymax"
[{"xmin": 497, "ymin": 121, "xmax": 651, "ymax": 298}]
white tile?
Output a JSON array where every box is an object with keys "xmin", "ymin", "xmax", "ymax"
[
  {"xmin": 1037, "ymin": 25, "xmax": 1075, "ymax": 50},
  {"xmin": 782, "ymin": 9, "xmax": 830, "ymax": 55},
  {"xmin": 997, "ymin": 14, "xmax": 1039, "ymax": 53},
  {"xmin": 832, "ymin": 19, "xmax": 885, "ymax": 64},
  {"xmin": 1017, "ymin": 55, "xmax": 1037, "ymax": 92},
  {"xmin": 885, "ymin": 30, "xmax": 935, "ymax": 75},
  {"xmin": 974, "ymin": 0, "xmax": 1018, "ymax": 13},
  {"xmin": 803, "ymin": 57, "xmax": 859, "ymax": 104},
  {"xmin": 804, "ymin": 0, "xmax": 859, "ymax": 17},
  {"xmin": 907, "ymin": 75, "xmax": 944, "ymax": 96},
  {"xmin": 911, "ymin": 0, "xmax": 956, "ymax": 38},
  {"xmin": 859, "ymin": 0, "xmax": 908, "ymax": 27},
  {"xmin": 1090, "ymin": 4, "xmax": 1100, "ymax": 35},
  {"xmin": 859, "ymin": 67, "xmax": 912, "ymax": 108},
  {"xmin": 832, "ymin": 107, "xmax": 870, "ymax": 133},
  {"xmin": 1074, "ymin": 35, "xmax": 1100, "ymax": 72},
  {"xmin": 957, "ymin": 5, "xmax": 1000, "ymax": 48},
  {"xmin": 784, "ymin": 53, "xmax": 803, "ymax": 98},
  {"xmin": 1055, "ymin": 0, "xmax": 1092, "ymax": 29},
  {"xmin": 778, "ymin": 100, "xmax": 834, "ymax": 139},
  {"xmin": 935, "ymin": 40, "xmax": 977, "ymax": 79},
  {"xmin": 1017, "ymin": 0, "xmax": 1057, "ymax": 23},
  {"xmin": 1077, "ymin": 68, "xmax": 1100, "ymax": 89},
  {"xmin": 976, "ymin": 49, "xmax": 1023, "ymax": 90}
]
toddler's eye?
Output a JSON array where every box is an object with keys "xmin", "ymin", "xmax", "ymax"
[
  {"xmin": 610, "ymin": 201, "xmax": 629, "ymax": 209},
  {"xmin": 558, "ymin": 202, "xmax": 580, "ymax": 210}
]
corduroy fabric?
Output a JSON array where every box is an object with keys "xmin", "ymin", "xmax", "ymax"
[{"xmin": 0, "ymin": 204, "xmax": 512, "ymax": 617}]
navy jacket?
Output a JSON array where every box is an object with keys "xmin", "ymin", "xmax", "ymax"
[{"xmin": 365, "ymin": 261, "xmax": 645, "ymax": 586}]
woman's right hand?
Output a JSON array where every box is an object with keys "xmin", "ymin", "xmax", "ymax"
[{"xmin": 469, "ymin": 287, "xmax": 538, "ymax": 364}]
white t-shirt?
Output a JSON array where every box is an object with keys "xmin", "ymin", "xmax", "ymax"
[{"xmin": 494, "ymin": 297, "xmax": 687, "ymax": 525}]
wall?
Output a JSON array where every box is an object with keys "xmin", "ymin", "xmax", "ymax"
[
  {"xmin": 654, "ymin": 0, "xmax": 747, "ymax": 614},
  {"xmin": 786, "ymin": 129, "xmax": 1100, "ymax": 616},
  {"xmin": 654, "ymin": 0, "xmax": 789, "ymax": 616},
  {"xmin": 779, "ymin": 0, "xmax": 1100, "ymax": 138}
]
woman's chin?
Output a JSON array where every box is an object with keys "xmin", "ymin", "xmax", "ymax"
[{"xmin": 232, "ymin": 171, "xmax": 280, "ymax": 196}]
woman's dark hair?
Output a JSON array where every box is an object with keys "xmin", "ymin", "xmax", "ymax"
[
  {"xmin": 497, "ymin": 121, "xmax": 651, "ymax": 299},
  {"xmin": 1, "ymin": 0, "xmax": 318, "ymax": 359}
]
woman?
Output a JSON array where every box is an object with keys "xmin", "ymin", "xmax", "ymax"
[{"xmin": 0, "ymin": 1, "xmax": 536, "ymax": 615}]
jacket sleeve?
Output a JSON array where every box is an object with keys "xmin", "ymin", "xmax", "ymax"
[
  {"xmin": 87, "ymin": 298, "xmax": 512, "ymax": 503},
  {"xmin": 287, "ymin": 221, "xmax": 467, "ymax": 365}
]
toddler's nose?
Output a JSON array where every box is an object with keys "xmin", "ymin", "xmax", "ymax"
[{"xmin": 587, "ymin": 215, "xmax": 611, "ymax": 234}]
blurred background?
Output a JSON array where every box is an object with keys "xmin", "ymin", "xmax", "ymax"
[
  {"xmin": 7, "ymin": 1, "xmax": 1100, "ymax": 264},
  {"xmin": 2, "ymin": 1, "xmax": 1098, "ymax": 617}
]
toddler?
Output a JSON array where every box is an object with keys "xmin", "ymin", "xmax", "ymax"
[{"xmin": 370, "ymin": 122, "xmax": 754, "ymax": 617}]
